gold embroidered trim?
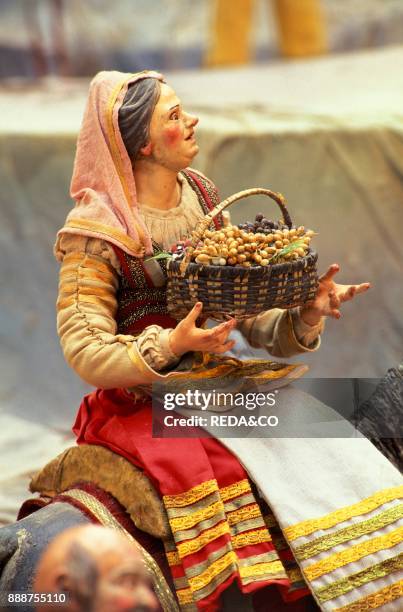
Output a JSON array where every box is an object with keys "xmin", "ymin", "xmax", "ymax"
[
  {"xmin": 220, "ymin": 479, "xmax": 251, "ymax": 502},
  {"xmin": 334, "ymin": 580, "xmax": 403, "ymax": 612},
  {"xmin": 169, "ymin": 500, "xmax": 224, "ymax": 533},
  {"xmin": 296, "ymin": 504, "xmax": 403, "ymax": 561},
  {"xmin": 188, "ymin": 551, "xmax": 237, "ymax": 591},
  {"xmin": 239, "ymin": 561, "xmax": 286, "ymax": 579},
  {"xmin": 227, "ymin": 504, "xmax": 262, "ymax": 526},
  {"xmin": 224, "ymin": 492, "xmax": 255, "ymax": 514},
  {"xmin": 166, "ymin": 550, "xmax": 181, "ymax": 567},
  {"xmin": 173, "ymin": 576, "xmax": 190, "ymax": 591},
  {"xmin": 174, "ymin": 514, "xmax": 224, "ymax": 542},
  {"xmin": 316, "ymin": 553, "xmax": 403, "ymax": 603},
  {"xmin": 304, "ymin": 526, "xmax": 403, "ymax": 581},
  {"xmin": 167, "ymin": 492, "xmax": 220, "ymax": 519},
  {"xmin": 64, "ymin": 219, "xmax": 145, "ymax": 255},
  {"xmin": 177, "ymin": 588, "xmax": 194, "ymax": 606},
  {"xmin": 185, "ymin": 543, "xmax": 233, "ymax": 580},
  {"xmin": 231, "ymin": 528, "xmax": 271, "ymax": 549},
  {"xmin": 177, "ymin": 521, "xmax": 230, "ymax": 558},
  {"xmin": 238, "ymin": 551, "xmax": 281, "ymax": 568},
  {"xmin": 164, "ymin": 479, "xmax": 218, "ymax": 508},
  {"xmin": 62, "ymin": 489, "xmax": 179, "ymax": 612},
  {"xmin": 285, "ymin": 487, "xmax": 403, "ymax": 541},
  {"xmin": 232, "ymin": 518, "xmax": 268, "ymax": 539}
]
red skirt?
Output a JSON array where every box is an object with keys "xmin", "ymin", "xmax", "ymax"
[{"xmin": 73, "ymin": 388, "xmax": 313, "ymax": 611}]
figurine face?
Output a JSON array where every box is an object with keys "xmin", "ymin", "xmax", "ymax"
[
  {"xmin": 34, "ymin": 526, "xmax": 159, "ymax": 612},
  {"xmin": 144, "ymin": 82, "xmax": 199, "ymax": 171},
  {"xmin": 91, "ymin": 546, "xmax": 158, "ymax": 612}
]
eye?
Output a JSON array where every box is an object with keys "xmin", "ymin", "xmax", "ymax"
[{"xmin": 170, "ymin": 109, "xmax": 180, "ymax": 120}]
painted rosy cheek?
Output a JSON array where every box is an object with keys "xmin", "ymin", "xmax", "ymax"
[{"xmin": 163, "ymin": 124, "xmax": 182, "ymax": 147}]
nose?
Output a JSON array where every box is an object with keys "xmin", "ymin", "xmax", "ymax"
[{"xmin": 185, "ymin": 111, "xmax": 199, "ymax": 128}]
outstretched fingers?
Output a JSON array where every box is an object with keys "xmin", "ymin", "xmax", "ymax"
[
  {"xmin": 355, "ymin": 282, "xmax": 371, "ymax": 294},
  {"xmin": 319, "ymin": 263, "xmax": 340, "ymax": 284},
  {"xmin": 339, "ymin": 282, "xmax": 371, "ymax": 303}
]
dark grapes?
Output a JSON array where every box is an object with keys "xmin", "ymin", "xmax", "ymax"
[{"xmin": 238, "ymin": 216, "xmax": 284, "ymax": 233}]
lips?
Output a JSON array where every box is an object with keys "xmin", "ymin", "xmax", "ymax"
[{"xmin": 185, "ymin": 131, "xmax": 195, "ymax": 141}]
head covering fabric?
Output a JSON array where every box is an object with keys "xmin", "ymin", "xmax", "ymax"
[{"xmin": 55, "ymin": 70, "xmax": 165, "ymax": 258}]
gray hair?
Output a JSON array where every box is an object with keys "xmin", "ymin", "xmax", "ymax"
[{"xmin": 118, "ymin": 78, "xmax": 161, "ymax": 161}]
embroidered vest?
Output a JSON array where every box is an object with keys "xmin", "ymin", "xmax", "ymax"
[{"xmin": 112, "ymin": 170, "xmax": 222, "ymax": 335}]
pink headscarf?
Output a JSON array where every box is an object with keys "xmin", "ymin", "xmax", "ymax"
[{"xmin": 55, "ymin": 70, "xmax": 164, "ymax": 258}]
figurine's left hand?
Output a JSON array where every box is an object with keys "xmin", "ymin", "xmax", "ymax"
[{"xmin": 300, "ymin": 263, "xmax": 371, "ymax": 327}]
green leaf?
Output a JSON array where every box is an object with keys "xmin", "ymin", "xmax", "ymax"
[
  {"xmin": 268, "ymin": 239, "xmax": 306, "ymax": 264},
  {"xmin": 144, "ymin": 252, "xmax": 173, "ymax": 262}
]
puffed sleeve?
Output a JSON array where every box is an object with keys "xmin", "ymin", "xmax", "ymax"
[
  {"xmin": 236, "ymin": 307, "xmax": 324, "ymax": 358},
  {"xmin": 55, "ymin": 234, "xmax": 180, "ymax": 389}
]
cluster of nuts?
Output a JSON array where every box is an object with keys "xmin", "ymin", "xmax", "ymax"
[{"xmin": 189, "ymin": 218, "xmax": 315, "ymax": 267}]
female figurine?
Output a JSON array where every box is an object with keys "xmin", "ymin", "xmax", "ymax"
[{"xmin": 53, "ymin": 70, "xmax": 401, "ymax": 611}]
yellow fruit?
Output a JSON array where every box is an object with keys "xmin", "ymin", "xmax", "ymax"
[{"xmin": 195, "ymin": 254, "xmax": 211, "ymax": 264}]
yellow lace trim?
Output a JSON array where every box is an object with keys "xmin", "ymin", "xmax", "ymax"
[
  {"xmin": 177, "ymin": 587, "xmax": 194, "ymax": 606},
  {"xmin": 334, "ymin": 580, "xmax": 403, "ymax": 612},
  {"xmin": 240, "ymin": 560, "xmax": 286, "ymax": 579},
  {"xmin": 169, "ymin": 500, "xmax": 224, "ymax": 533},
  {"xmin": 231, "ymin": 529, "xmax": 271, "ymax": 549},
  {"xmin": 227, "ymin": 504, "xmax": 262, "ymax": 526},
  {"xmin": 177, "ymin": 521, "xmax": 230, "ymax": 558},
  {"xmin": 163, "ymin": 479, "xmax": 218, "ymax": 509},
  {"xmin": 317, "ymin": 553, "xmax": 403, "ymax": 603},
  {"xmin": 285, "ymin": 486, "xmax": 403, "ymax": 541},
  {"xmin": 296, "ymin": 504, "xmax": 403, "ymax": 561},
  {"xmin": 304, "ymin": 526, "xmax": 403, "ymax": 581},
  {"xmin": 220, "ymin": 479, "xmax": 251, "ymax": 502},
  {"xmin": 188, "ymin": 551, "xmax": 237, "ymax": 591},
  {"xmin": 166, "ymin": 550, "xmax": 181, "ymax": 567}
]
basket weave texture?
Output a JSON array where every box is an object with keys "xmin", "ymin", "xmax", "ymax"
[{"xmin": 167, "ymin": 188, "xmax": 319, "ymax": 321}]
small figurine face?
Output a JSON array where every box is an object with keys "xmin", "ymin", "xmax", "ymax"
[
  {"xmin": 34, "ymin": 525, "xmax": 159, "ymax": 612},
  {"xmin": 141, "ymin": 82, "xmax": 199, "ymax": 171},
  {"xmin": 93, "ymin": 544, "xmax": 158, "ymax": 612}
]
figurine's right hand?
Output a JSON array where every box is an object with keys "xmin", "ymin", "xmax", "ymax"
[{"xmin": 169, "ymin": 302, "xmax": 237, "ymax": 357}]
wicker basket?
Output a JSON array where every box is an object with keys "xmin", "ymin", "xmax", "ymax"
[{"xmin": 167, "ymin": 188, "xmax": 318, "ymax": 321}]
